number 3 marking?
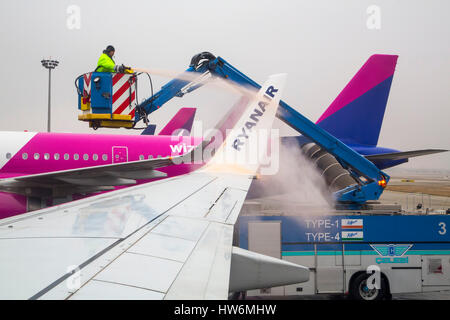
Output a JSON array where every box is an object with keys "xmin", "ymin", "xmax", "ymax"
[{"xmin": 438, "ymin": 222, "xmax": 447, "ymax": 235}]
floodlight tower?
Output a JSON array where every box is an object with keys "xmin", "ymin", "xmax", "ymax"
[{"xmin": 41, "ymin": 58, "xmax": 59, "ymax": 132}]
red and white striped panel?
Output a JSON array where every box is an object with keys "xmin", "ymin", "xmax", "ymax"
[
  {"xmin": 112, "ymin": 73, "xmax": 136, "ymax": 118},
  {"xmin": 82, "ymin": 73, "xmax": 92, "ymax": 103}
]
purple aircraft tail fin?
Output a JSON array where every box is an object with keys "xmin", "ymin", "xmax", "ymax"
[{"xmin": 316, "ymin": 54, "xmax": 398, "ymax": 146}]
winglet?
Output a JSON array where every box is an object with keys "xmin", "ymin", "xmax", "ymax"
[{"xmin": 205, "ymin": 74, "xmax": 287, "ymax": 174}]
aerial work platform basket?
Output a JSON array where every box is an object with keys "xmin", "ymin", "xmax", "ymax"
[{"xmin": 76, "ymin": 72, "xmax": 137, "ymax": 129}]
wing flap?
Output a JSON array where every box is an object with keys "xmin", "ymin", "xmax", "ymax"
[
  {"xmin": 94, "ymin": 252, "xmax": 184, "ymax": 294},
  {"xmin": 164, "ymin": 222, "xmax": 233, "ymax": 300},
  {"xmin": 0, "ymin": 156, "xmax": 178, "ymax": 196},
  {"xmin": 365, "ymin": 149, "xmax": 448, "ymax": 161},
  {"xmin": 70, "ymin": 280, "xmax": 165, "ymax": 300},
  {"xmin": 105, "ymin": 169, "xmax": 167, "ymax": 180},
  {"xmin": 57, "ymin": 176, "xmax": 136, "ymax": 186}
]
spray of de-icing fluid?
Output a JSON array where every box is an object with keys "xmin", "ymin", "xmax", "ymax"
[{"xmin": 249, "ymin": 138, "xmax": 335, "ymax": 216}]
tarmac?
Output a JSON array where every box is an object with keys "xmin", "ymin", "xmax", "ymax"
[{"xmin": 382, "ymin": 176, "xmax": 450, "ymax": 213}]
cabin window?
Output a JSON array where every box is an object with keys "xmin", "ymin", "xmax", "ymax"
[
  {"xmin": 73, "ymin": 154, "xmax": 79, "ymax": 160},
  {"xmin": 93, "ymin": 154, "xmax": 98, "ymax": 161},
  {"xmin": 54, "ymin": 153, "xmax": 60, "ymax": 160},
  {"xmin": 22, "ymin": 153, "xmax": 28, "ymax": 160},
  {"xmin": 83, "ymin": 154, "xmax": 89, "ymax": 161},
  {"xmin": 64, "ymin": 153, "xmax": 69, "ymax": 160},
  {"xmin": 139, "ymin": 155, "xmax": 145, "ymax": 160},
  {"xmin": 44, "ymin": 153, "xmax": 50, "ymax": 160},
  {"xmin": 148, "ymin": 155, "xmax": 153, "ymax": 159},
  {"xmin": 34, "ymin": 153, "xmax": 40, "ymax": 160},
  {"xmin": 102, "ymin": 154, "xmax": 108, "ymax": 161}
]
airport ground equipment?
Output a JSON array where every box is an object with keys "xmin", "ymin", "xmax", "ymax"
[
  {"xmin": 238, "ymin": 213, "xmax": 450, "ymax": 300},
  {"xmin": 75, "ymin": 52, "xmax": 389, "ymax": 204},
  {"xmin": 75, "ymin": 69, "xmax": 141, "ymax": 129}
]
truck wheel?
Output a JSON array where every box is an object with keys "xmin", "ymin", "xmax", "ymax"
[
  {"xmin": 350, "ymin": 273, "xmax": 387, "ymax": 301},
  {"xmin": 92, "ymin": 121, "xmax": 100, "ymax": 130}
]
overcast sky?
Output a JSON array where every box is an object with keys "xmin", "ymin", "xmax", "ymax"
[{"xmin": 0, "ymin": 0, "xmax": 448, "ymax": 169}]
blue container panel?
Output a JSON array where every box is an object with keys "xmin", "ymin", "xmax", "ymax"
[
  {"xmin": 238, "ymin": 215, "xmax": 450, "ymax": 250},
  {"xmin": 90, "ymin": 72, "xmax": 113, "ymax": 114}
]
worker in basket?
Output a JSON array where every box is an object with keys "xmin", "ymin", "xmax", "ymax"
[{"xmin": 95, "ymin": 45, "xmax": 132, "ymax": 73}]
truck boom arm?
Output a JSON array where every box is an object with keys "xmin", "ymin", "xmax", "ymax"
[{"xmin": 134, "ymin": 52, "xmax": 389, "ymax": 203}]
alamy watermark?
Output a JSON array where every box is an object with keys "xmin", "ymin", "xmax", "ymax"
[
  {"xmin": 66, "ymin": 5, "xmax": 81, "ymax": 30},
  {"xmin": 66, "ymin": 265, "xmax": 81, "ymax": 291},
  {"xmin": 366, "ymin": 5, "xmax": 381, "ymax": 30},
  {"xmin": 168, "ymin": 120, "xmax": 280, "ymax": 176},
  {"xmin": 366, "ymin": 265, "xmax": 381, "ymax": 290}
]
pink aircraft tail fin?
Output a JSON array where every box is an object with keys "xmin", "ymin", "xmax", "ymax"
[
  {"xmin": 316, "ymin": 54, "xmax": 398, "ymax": 146},
  {"xmin": 158, "ymin": 107, "xmax": 197, "ymax": 136}
]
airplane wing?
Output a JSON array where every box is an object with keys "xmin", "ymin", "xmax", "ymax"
[
  {"xmin": 0, "ymin": 74, "xmax": 309, "ymax": 300},
  {"xmin": 364, "ymin": 149, "xmax": 448, "ymax": 161},
  {"xmin": 0, "ymin": 155, "xmax": 183, "ymax": 197}
]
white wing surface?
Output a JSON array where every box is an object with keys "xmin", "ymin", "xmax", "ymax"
[{"xmin": 0, "ymin": 74, "xmax": 309, "ymax": 300}]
